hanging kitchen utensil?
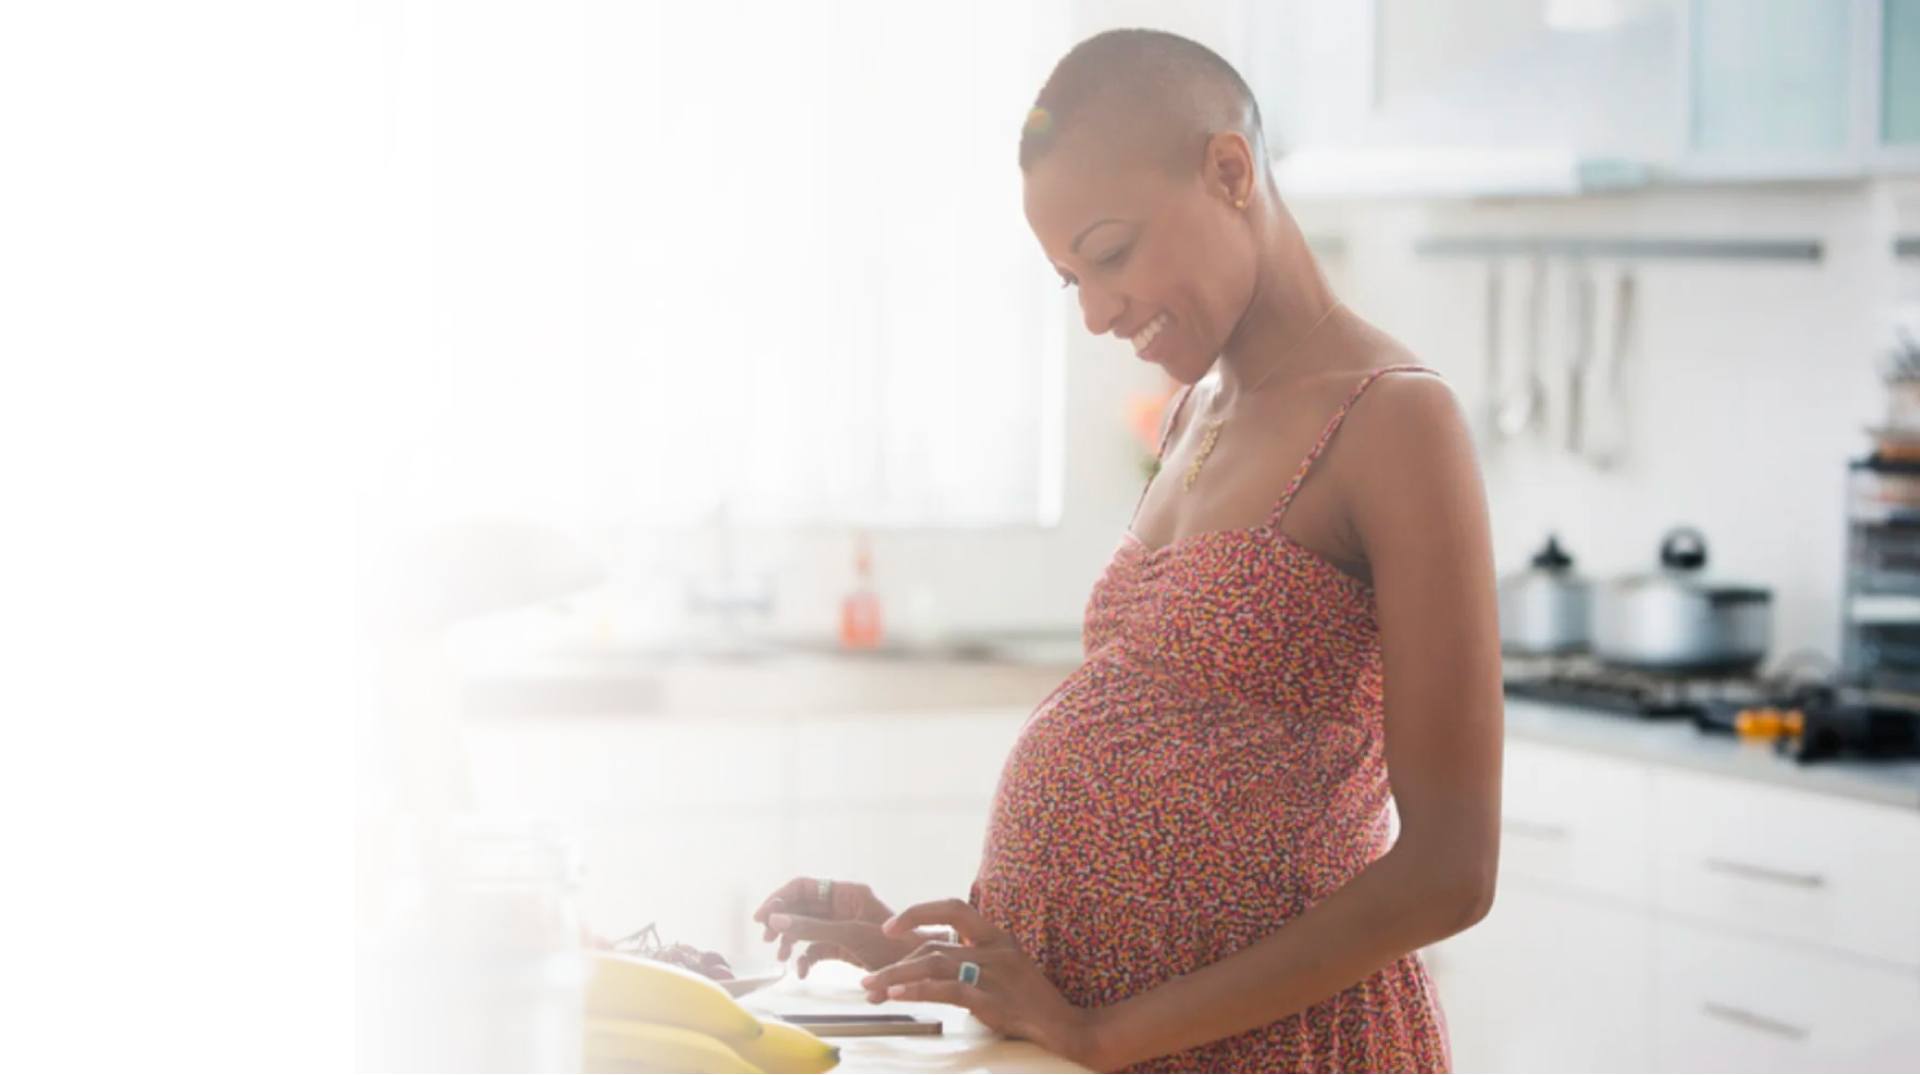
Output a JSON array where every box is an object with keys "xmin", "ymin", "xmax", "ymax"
[
  {"xmin": 1591, "ymin": 527, "xmax": 1772, "ymax": 675},
  {"xmin": 1482, "ymin": 259, "xmax": 1505, "ymax": 446},
  {"xmin": 1564, "ymin": 259, "xmax": 1594, "ymax": 457},
  {"xmin": 1584, "ymin": 267, "xmax": 1634, "ymax": 470},
  {"xmin": 1497, "ymin": 254, "xmax": 1548, "ymax": 441}
]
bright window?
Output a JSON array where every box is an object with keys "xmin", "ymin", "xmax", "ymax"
[{"xmin": 382, "ymin": 1, "xmax": 1070, "ymax": 533}]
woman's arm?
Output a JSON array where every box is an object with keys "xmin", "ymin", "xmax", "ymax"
[{"xmin": 1068, "ymin": 372, "xmax": 1503, "ymax": 1069}]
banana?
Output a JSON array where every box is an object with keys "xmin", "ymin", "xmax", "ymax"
[
  {"xmin": 733, "ymin": 1019, "xmax": 841, "ymax": 1074},
  {"xmin": 587, "ymin": 953, "xmax": 764, "ymax": 1043},
  {"xmin": 585, "ymin": 1018, "xmax": 763, "ymax": 1074}
]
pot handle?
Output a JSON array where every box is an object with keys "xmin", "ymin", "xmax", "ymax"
[{"xmin": 1660, "ymin": 527, "xmax": 1708, "ymax": 571}]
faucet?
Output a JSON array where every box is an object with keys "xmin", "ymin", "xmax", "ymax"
[{"xmin": 680, "ymin": 502, "xmax": 775, "ymax": 650}]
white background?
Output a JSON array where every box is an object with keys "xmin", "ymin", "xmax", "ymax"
[{"xmin": 3, "ymin": 3, "xmax": 362, "ymax": 1070}]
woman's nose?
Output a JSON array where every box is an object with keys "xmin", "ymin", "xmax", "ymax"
[{"xmin": 1078, "ymin": 282, "xmax": 1124, "ymax": 337}]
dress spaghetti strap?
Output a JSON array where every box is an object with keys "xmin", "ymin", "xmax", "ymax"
[
  {"xmin": 1129, "ymin": 383, "xmax": 1197, "ymax": 522},
  {"xmin": 1268, "ymin": 364, "xmax": 1440, "ymax": 527}
]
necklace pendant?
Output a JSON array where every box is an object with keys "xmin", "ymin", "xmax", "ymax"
[{"xmin": 1183, "ymin": 419, "xmax": 1225, "ymax": 491}]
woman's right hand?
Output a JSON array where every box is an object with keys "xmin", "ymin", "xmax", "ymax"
[{"xmin": 752, "ymin": 877, "xmax": 922, "ymax": 978}]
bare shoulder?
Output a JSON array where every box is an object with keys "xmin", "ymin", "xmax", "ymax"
[
  {"xmin": 1342, "ymin": 365, "xmax": 1472, "ymax": 462},
  {"xmin": 1333, "ymin": 359, "xmax": 1483, "ymax": 522}
]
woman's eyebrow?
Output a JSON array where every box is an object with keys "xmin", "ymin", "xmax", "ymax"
[{"xmin": 1071, "ymin": 218, "xmax": 1129, "ymax": 253}]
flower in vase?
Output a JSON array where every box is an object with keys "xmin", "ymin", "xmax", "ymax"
[{"xmin": 1125, "ymin": 377, "xmax": 1182, "ymax": 480}]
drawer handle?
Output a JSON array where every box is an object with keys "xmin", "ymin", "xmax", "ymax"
[
  {"xmin": 1703, "ymin": 856, "xmax": 1826, "ymax": 889},
  {"xmin": 1701, "ymin": 1001, "xmax": 1810, "ymax": 1041},
  {"xmin": 1501, "ymin": 818, "xmax": 1570, "ymax": 842}
]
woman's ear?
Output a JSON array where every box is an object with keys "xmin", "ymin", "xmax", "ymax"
[{"xmin": 1203, "ymin": 130, "xmax": 1255, "ymax": 209}]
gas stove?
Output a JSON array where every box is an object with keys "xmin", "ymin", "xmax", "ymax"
[
  {"xmin": 1501, "ymin": 656, "xmax": 1773, "ymax": 720},
  {"xmin": 1503, "ymin": 656, "xmax": 1920, "ymax": 762}
]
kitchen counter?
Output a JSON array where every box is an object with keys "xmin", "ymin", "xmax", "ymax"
[
  {"xmin": 1505, "ymin": 696, "xmax": 1920, "ymax": 811},
  {"xmin": 463, "ymin": 650, "xmax": 1082, "ymax": 718},
  {"xmin": 745, "ymin": 962, "xmax": 1089, "ymax": 1074}
]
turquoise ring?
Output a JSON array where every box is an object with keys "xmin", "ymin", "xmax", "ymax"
[{"xmin": 957, "ymin": 960, "xmax": 981, "ymax": 987}]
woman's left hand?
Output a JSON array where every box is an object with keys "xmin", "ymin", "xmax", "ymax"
[{"xmin": 859, "ymin": 899, "xmax": 1107, "ymax": 1069}]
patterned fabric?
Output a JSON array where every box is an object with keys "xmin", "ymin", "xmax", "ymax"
[{"xmin": 970, "ymin": 365, "xmax": 1451, "ymax": 1073}]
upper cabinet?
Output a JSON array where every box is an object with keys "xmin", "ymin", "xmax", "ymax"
[
  {"xmin": 1885, "ymin": 0, "xmax": 1920, "ymax": 162},
  {"xmin": 1241, "ymin": 0, "xmax": 1920, "ymax": 197},
  {"xmin": 1678, "ymin": 0, "xmax": 1866, "ymax": 180}
]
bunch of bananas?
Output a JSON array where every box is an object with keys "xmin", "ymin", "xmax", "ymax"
[{"xmin": 585, "ymin": 953, "xmax": 840, "ymax": 1074}]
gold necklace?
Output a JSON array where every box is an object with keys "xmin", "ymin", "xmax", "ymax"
[{"xmin": 1181, "ymin": 301, "xmax": 1344, "ymax": 492}]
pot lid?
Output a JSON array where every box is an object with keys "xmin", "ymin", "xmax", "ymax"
[
  {"xmin": 1615, "ymin": 527, "xmax": 1771, "ymax": 601},
  {"xmin": 1531, "ymin": 534, "xmax": 1576, "ymax": 570}
]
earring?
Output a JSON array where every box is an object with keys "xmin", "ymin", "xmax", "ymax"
[{"xmin": 1234, "ymin": 197, "xmax": 1247, "ymax": 209}]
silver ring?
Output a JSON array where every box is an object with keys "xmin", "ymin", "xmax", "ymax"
[
  {"xmin": 816, "ymin": 878, "xmax": 833, "ymax": 904},
  {"xmin": 957, "ymin": 960, "xmax": 981, "ymax": 987}
]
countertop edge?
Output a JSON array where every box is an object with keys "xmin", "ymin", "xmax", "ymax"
[{"xmin": 1503, "ymin": 698, "xmax": 1920, "ymax": 812}]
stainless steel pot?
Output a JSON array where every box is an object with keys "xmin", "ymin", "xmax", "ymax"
[
  {"xmin": 1591, "ymin": 527, "xmax": 1771, "ymax": 674},
  {"xmin": 1500, "ymin": 534, "xmax": 1591, "ymax": 655}
]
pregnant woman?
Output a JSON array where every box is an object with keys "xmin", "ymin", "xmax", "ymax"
[{"xmin": 758, "ymin": 29, "xmax": 1502, "ymax": 1073}]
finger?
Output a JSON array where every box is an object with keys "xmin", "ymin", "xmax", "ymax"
[
  {"xmin": 769, "ymin": 913, "xmax": 873, "ymax": 965},
  {"xmin": 857, "ymin": 952, "xmax": 954, "ymax": 996},
  {"xmin": 795, "ymin": 942, "xmax": 849, "ymax": 980},
  {"xmin": 766, "ymin": 912, "xmax": 869, "ymax": 945},
  {"xmin": 752, "ymin": 881, "xmax": 796, "ymax": 923},
  {"xmin": 828, "ymin": 880, "xmax": 875, "ymax": 921},
  {"xmin": 753, "ymin": 878, "xmax": 821, "ymax": 923},
  {"xmin": 883, "ymin": 899, "xmax": 1007, "ymax": 945},
  {"xmin": 761, "ymin": 899, "xmax": 783, "ymax": 940},
  {"xmin": 901, "ymin": 940, "xmax": 964, "ymax": 963},
  {"xmin": 885, "ymin": 979, "xmax": 991, "ymax": 1010}
]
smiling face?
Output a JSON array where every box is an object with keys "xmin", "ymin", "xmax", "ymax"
[{"xmin": 1023, "ymin": 128, "xmax": 1262, "ymax": 383}]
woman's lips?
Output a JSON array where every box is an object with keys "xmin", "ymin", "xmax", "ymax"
[{"xmin": 1130, "ymin": 312, "xmax": 1170, "ymax": 361}]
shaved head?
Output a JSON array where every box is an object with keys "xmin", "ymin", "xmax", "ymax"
[
  {"xmin": 1020, "ymin": 30, "xmax": 1290, "ymax": 385},
  {"xmin": 1019, "ymin": 28, "xmax": 1269, "ymax": 176}
]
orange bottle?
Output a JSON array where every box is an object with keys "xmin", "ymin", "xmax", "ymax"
[{"xmin": 838, "ymin": 530, "xmax": 883, "ymax": 650}]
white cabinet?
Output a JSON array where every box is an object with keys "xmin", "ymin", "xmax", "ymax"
[
  {"xmin": 1882, "ymin": 0, "xmax": 1920, "ymax": 167},
  {"xmin": 1431, "ymin": 881, "xmax": 1653, "ymax": 1073},
  {"xmin": 1649, "ymin": 765, "xmax": 1920, "ymax": 967},
  {"xmin": 1654, "ymin": 0, "xmax": 1920, "ymax": 176},
  {"xmin": 1246, "ymin": 0, "xmax": 1681, "ymax": 159},
  {"xmin": 1682, "ymin": 0, "xmax": 1863, "ymax": 176},
  {"xmin": 1499, "ymin": 737, "xmax": 1653, "ymax": 904},
  {"xmin": 1428, "ymin": 737, "xmax": 1656, "ymax": 1071},
  {"xmin": 1427, "ymin": 728, "xmax": 1920, "ymax": 1073},
  {"xmin": 1244, "ymin": 0, "xmax": 1683, "ymax": 194},
  {"xmin": 1653, "ymin": 916, "xmax": 1920, "ymax": 1072},
  {"xmin": 1242, "ymin": 0, "xmax": 1920, "ymax": 187}
]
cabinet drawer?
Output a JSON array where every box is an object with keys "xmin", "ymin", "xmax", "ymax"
[
  {"xmin": 1653, "ymin": 917, "xmax": 1920, "ymax": 1073},
  {"xmin": 1650, "ymin": 767, "xmax": 1920, "ymax": 966},
  {"xmin": 1499, "ymin": 738, "xmax": 1653, "ymax": 905}
]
